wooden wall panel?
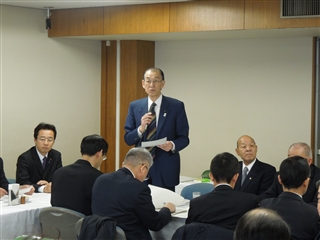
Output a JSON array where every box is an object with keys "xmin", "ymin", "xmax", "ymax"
[
  {"xmin": 100, "ymin": 40, "xmax": 117, "ymax": 173},
  {"xmin": 119, "ymin": 41, "xmax": 155, "ymax": 166},
  {"xmin": 170, "ymin": 0, "xmax": 245, "ymax": 32},
  {"xmin": 245, "ymin": 0, "xmax": 320, "ymax": 29},
  {"xmin": 103, "ymin": 4, "xmax": 170, "ymax": 35},
  {"xmin": 48, "ymin": 7, "xmax": 104, "ymax": 37}
]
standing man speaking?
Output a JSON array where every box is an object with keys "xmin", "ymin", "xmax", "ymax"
[{"xmin": 124, "ymin": 68, "xmax": 189, "ymax": 191}]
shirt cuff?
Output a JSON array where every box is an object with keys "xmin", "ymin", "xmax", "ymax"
[{"xmin": 38, "ymin": 185, "xmax": 45, "ymax": 193}]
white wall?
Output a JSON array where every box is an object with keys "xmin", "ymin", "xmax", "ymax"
[
  {"xmin": 156, "ymin": 38, "xmax": 312, "ymax": 177},
  {"xmin": 0, "ymin": 5, "xmax": 101, "ymax": 178}
]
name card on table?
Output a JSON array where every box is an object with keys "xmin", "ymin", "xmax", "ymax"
[{"xmin": 8, "ymin": 183, "xmax": 20, "ymax": 206}]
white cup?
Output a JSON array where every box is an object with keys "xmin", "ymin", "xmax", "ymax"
[{"xmin": 192, "ymin": 191, "xmax": 201, "ymax": 199}]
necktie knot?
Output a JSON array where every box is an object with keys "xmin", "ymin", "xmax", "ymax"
[{"xmin": 149, "ymin": 102, "xmax": 156, "ymax": 115}]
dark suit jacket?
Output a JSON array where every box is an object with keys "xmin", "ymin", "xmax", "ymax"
[
  {"xmin": 124, "ymin": 95, "xmax": 189, "ymax": 188},
  {"xmin": 186, "ymin": 185, "xmax": 259, "ymax": 230},
  {"xmin": 92, "ymin": 167, "xmax": 172, "ymax": 240},
  {"xmin": 51, "ymin": 160, "xmax": 102, "ymax": 216},
  {"xmin": 0, "ymin": 158, "xmax": 9, "ymax": 192},
  {"xmin": 16, "ymin": 146, "xmax": 62, "ymax": 192},
  {"xmin": 260, "ymin": 192, "xmax": 320, "ymax": 240},
  {"xmin": 234, "ymin": 159, "xmax": 276, "ymax": 195},
  {"xmin": 172, "ymin": 222, "xmax": 234, "ymax": 240},
  {"xmin": 258, "ymin": 164, "xmax": 320, "ymax": 206}
]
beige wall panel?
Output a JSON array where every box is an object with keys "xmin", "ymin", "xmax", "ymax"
[
  {"xmin": 49, "ymin": 7, "xmax": 104, "ymax": 37},
  {"xmin": 170, "ymin": 0, "xmax": 245, "ymax": 32},
  {"xmin": 104, "ymin": 4, "xmax": 170, "ymax": 35},
  {"xmin": 245, "ymin": 0, "xmax": 320, "ymax": 29}
]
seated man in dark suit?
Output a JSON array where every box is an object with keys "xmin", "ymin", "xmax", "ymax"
[
  {"xmin": 260, "ymin": 156, "xmax": 320, "ymax": 240},
  {"xmin": 16, "ymin": 122, "xmax": 62, "ymax": 193},
  {"xmin": 234, "ymin": 208, "xmax": 291, "ymax": 240},
  {"xmin": 259, "ymin": 142, "xmax": 320, "ymax": 206},
  {"xmin": 186, "ymin": 152, "xmax": 259, "ymax": 230},
  {"xmin": 234, "ymin": 135, "xmax": 276, "ymax": 195},
  {"xmin": 0, "ymin": 157, "xmax": 9, "ymax": 197},
  {"xmin": 51, "ymin": 134, "xmax": 108, "ymax": 216},
  {"xmin": 92, "ymin": 147, "xmax": 176, "ymax": 240}
]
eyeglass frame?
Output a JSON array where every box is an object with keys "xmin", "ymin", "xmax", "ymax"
[
  {"xmin": 37, "ymin": 137, "xmax": 54, "ymax": 143},
  {"xmin": 143, "ymin": 79, "xmax": 163, "ymax": 85},
  {"xmin": 142, "ymin": 164, "xmax": 150, "ymax": 181}
]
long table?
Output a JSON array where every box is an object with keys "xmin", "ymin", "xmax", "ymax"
[
  {"xmin": 0, "ymin": 194, "xmax": 188, "ymax": 240},
  {"xmin": 0, "ymin": 193, "xmax": 51, "ymax": 240}
]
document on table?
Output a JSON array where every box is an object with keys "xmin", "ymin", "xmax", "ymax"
[
  {"xmin": 141, "ymin": 137, "xmax": 167, "ymax": 147},
  {"xmin": 149, "ymin": 184, "xmax": 184, "ymax": 209}
]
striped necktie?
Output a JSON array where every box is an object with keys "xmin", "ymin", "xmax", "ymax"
[
  {"xmin": 241, "ymin": 167, "xmax": 248, "ymax": 185},
  {"xmin": 146, "ymin": 102, "xmax": 157, "ymax": 157}
]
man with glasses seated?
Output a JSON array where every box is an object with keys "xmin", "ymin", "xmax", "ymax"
[
  {"xmin": 16, "ymin": 122, "xmax": 62, "ymax": 193},
  {"xmin": 51, "ymin": 134, "xmax": 108, "ymax": 215},
  {"xmin": 124, "ymin": 67, "xmax": 189, "ymax": 191},
  {"xmin": 92, "ymin": 147, "xmax": 176, "ymax": 240}
]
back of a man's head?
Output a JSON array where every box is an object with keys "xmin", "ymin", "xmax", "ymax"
[
  {"xmin": 279, "ymin": 156, "xmax": 310, "ymax": 189},
  {"xmin": 80, "ymin": 134, "xmax": 108, "ymax": 156},
  {"xmin": 123, "ymin": 147, "xmax": 153, "ymax": 168},
  {"xmin": 210, "ymin": 152, "xmax": 238, "ymax": 183},
  {"xmin": 234, "ymin": 208, "xmax": 291, "ymax": 240}
]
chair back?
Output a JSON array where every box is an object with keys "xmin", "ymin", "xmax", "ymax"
[
  {"xmin": 180, "ymin": 183, "xmax": 214, "ymax": 200},
  {"xmin": 39, "ymin": 206, "xmax": 85, "ymax": 240},
  {"xmin": 115, "ymin": 226, "xmax": 127, "ymax": 240},
  {"xmin": 75, "ymin": 215, "xmax": 126, "ymax": 240}
]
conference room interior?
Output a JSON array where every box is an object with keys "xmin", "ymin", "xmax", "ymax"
[{"xmin": 1, "ymin": 0, "xmax": 320, "ymax": 238}]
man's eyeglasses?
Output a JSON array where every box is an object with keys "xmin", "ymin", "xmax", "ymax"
[
  {"xmin": 102, "ymin": 156, "xmax": 107, "ymax": 161},
  {"xmin": 38, "ymin": 138, "xmax": 54, "ymax": 143},
  {"xmin": 144, "ymin": 80, "xmax": 163, "ymax": 85}
]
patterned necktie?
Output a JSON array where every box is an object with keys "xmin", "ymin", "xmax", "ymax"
[
  {"xmin": 241, "ymin": 167, "xmax": 248, "ymax": 185},
  {"xmin": 146, "ymin": 102, "xmax": 157, "ymax": 157},
  {"xmin": 42, "ymin": 157, "xmax": 47, "ymax": 169}
]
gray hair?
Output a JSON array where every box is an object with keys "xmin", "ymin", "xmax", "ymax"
[
  {"xmin": 123, "ymin": 147, "xmax": 153, "ymax": 168},
  {"xmin": 288, "ymin": 142, "xmax": 312, "ymax": 158}
]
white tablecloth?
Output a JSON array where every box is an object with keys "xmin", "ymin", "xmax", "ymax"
[
  {"xmin": 0, "ymin": 193, "xmax": 51, "ymax": 240},
  {"xmin": 0, "ymin": 180, "xmax": 194, "ymax": 240}
]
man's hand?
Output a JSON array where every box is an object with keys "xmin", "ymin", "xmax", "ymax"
[
  {"xmin": 37, "ymin": 180, "xmax": 51, "ymax": 193},
  {"xmin": 139, "ymin": 112, "xmax": 154, "ymax": 133},
  {"xmin": 19, "ymin": 185, "xmax": 35, "ymax": 195},
  {"xmin": 0, "ymin": 187, "xmax": 7, "ymax": 197},
  {"xmin": 164, "ymin": 202, "xmax": 176, "ymax": 213},
  {"xmin": 157, "ymin": 141, "xmax": 173, "ymax": 152},
  {"xmin": 43, "ymin": 182, "xmax": 52, "ymax": 193}
]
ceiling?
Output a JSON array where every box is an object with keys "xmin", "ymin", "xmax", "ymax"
[
  {"xmin": 1, "ymin": 0, "xmax": 319, "ymax": 41},
  {"xmin": 1, "ymin": 0, "xmax": 190, "ymax": 10}
]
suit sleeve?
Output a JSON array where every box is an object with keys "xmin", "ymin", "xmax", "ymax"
[
  {"xmin": 185, "ymin": 199, "xmax": 199, "ymax": 224},
  {"xmin": 16, "ymin": 154, "xmax": 33, "ymax": 186},
  {"xmin": 172, "ymin": 102, "xmax": 189, "ymax": 152},
  {"xmin": 0, "ymin": 158, "xmax": 9, "ymax": 191},
  {"xmin": 258, "ymin": 173, "xmax": 279, "ymax": 202},
  {"xmin": 124, "ymin": 103, "xmax": 141, "ymax": 146},
  {"xmin": 257, "ymin": 165, "xmax": 276, "ymax": 195},
  {"xmin": 134, "ymin": 185, "xmax": 172, "ymax": 231}
]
